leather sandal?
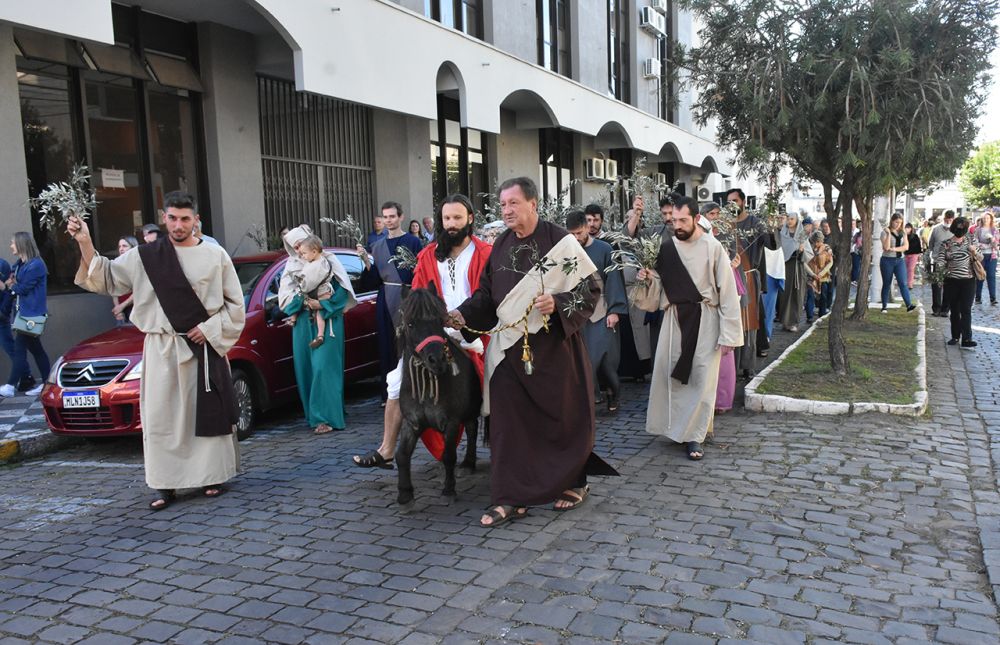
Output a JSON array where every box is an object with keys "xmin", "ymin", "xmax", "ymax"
[
  {"xmin": 479, "ymin": 505, "xmax": 528, "ymax": 528},
  {"xmin": 554, "ymin": 485, "xmax": 590, "ymax": 511},
  {"xmin": 149, "ymin": 490, "xmax": 176, "ymax": 511},
  {"xmin": 353, "ymin": 450, "xmax": 394, "ymax": 469}
]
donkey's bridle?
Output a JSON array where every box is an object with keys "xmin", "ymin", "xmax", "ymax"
[
  {"xmin": 414, "ymin": 335, "xmax": 448, "ymax": 353},
  {"xmin": 408, "ymin": 334, "xmax": 459, "ymax": 403}
]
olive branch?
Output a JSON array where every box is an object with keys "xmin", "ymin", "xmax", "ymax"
[
  {"xmin": 320, "ymin": 214, "xmax": 365, "ymax": 248},
  {"xmin": 27, "ymin": 163, "xmax": 98, "ymax": 232},
  {"xmin": 389, "ymin": 245, "xmax": 418, "ymax": 271},
  {"xmin": 601, "ymin": 231, "xmax": 662, "ymax": 276}
]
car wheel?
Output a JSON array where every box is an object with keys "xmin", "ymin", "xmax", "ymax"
[{"xmin": 232, "ymin": 368, "xmax": 256, "ymax": 440}]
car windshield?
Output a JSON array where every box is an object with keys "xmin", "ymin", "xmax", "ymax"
[{"xmin": 234, "ymin": 262, "xmax": 272, "ymax": 306}]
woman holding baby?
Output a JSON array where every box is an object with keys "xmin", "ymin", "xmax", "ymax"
[{"xmin": 279, "ymin": 225, "xmax": 357, "ymax": 434}]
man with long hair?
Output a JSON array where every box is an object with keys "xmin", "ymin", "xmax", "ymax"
[{"xmin": 353, "ymin": 194, "xmax": 491, "ymax": 468}]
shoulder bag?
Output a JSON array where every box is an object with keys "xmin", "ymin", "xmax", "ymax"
[
  {"xmin": 971, "ymin": 245, "xmax": 987, "ymax": 281},
  {"xmin": 9, "ymin": 263, "xmax": 48, "ymax": 337},
  {"xmin": 12, "ymin": 307, "xmax": 47, "ymax": 337}
]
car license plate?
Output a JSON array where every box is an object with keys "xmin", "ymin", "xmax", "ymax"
[{"xmin": 63, "ymin": 391, "xmax": 99, "ymax": 409}]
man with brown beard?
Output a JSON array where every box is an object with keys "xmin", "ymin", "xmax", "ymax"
[
  {"xmin": 353, "ymin": 194, "xmax": 491, "ymax": 469},
  {"xmin": 635, "ymin": 196, "xmax": 742, "ymax": 460}
]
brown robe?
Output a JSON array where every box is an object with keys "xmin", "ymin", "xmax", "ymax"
[{"xmin": 458, "ymin": 221, "xmax": 605, "ymax": 506}]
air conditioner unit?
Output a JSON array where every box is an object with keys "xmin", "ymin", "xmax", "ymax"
[
  {"xmin": 605, "ymin": 159, "xmax": 619, "ymax": 180},
  {"xmin": 653, "ymin": 172, "xmax": 667, "ymax": 187},
  {"xmin": 639, "ymin": 7, "xmax": 667, "ymax": 37},
  {"xmin": 695, "ymin": 185, "xmax": 712, "ymax": 201},
  {"xmin": 642, "ymin": 58, "xmax": 661, "ymax": 79},
  {"xmin": 584, "ymin": 158, "xmax": 606, "ymax": 181},
  {"xmin": 650, "ymin": 0, "xmax": 669, "ymax": 14}
]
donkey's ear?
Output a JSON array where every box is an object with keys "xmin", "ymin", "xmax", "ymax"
[{"xmin": 427, "ymin": 279, "xmax": 437, "ymax": 294}]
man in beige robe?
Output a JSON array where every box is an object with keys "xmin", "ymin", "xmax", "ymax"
[
  {"xmin": 67, "ymin": 193, "xmax": 245, "ymax": 509},
  {"xmin": 636, "ymin": 196, "xmax": 743, "ymax": 460}
]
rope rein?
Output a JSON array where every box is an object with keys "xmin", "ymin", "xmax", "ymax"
[
  {"xmin": 408, "ymin": 355, "xmax": 439, "ymax": 405},
  {"xmin": 455, "ymin": 298, "xmax": 545, "ymax": 376}
]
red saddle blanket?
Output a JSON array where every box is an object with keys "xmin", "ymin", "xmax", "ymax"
[{"xmin": 419, "ymin": 349, "xmax": 485, "ymax": 460}]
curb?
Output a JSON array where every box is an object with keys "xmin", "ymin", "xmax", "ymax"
[
  {"xmin": 745, "ymin": 306, "xmax": 928, "ymax": 416},
  {"xmin": 0, "ymin": 432, "xmax": 82, "ymax": 466}
]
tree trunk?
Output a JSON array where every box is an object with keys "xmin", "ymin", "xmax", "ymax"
[
  {"xmin": 851, "ymin": 197, "xmax": 874, "ymax": 321},
  {"xmin": 823, "ymin": 181, "xmax": 850, "ymax": 376}
]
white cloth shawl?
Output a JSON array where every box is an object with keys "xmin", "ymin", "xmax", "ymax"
[
  {"xmin": 481, "ymin": 233, "xmax": 598, "ymax": 415},
  {"xmin": 278, "ymin": 225, "xmax": 357, "ymax": 312}
]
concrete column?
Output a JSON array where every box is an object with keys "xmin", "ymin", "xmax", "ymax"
[
  {"xmin": 0, "ymin": 26, "xmax": 30, "ymax": 378},
  {"xmin": 0, "ymin": 27, "xmax": 30, "ymax": 262},
  {"xmin": 487, "ymin": 0, "xmax": 537, "ymax": 63},
  {"xmin": 869, "ymin": 195, "xmax": 891, "ymax": 305},
  {"xmin": 493, "ymin": 109, "xmax": 539, "ymax": 182},
  {"xmin": 198, "ymin": 22, "xmax": 266, "ymax": 254},
  {"xmin": 396, "ymin": 0, "xmax": 425, "ymax": 13},
  {"xmin": 575, "ymin": 1, "xmax": 609, "ymax": 94},
  {"xmin": 373, "ymin": 110, "xmax": 434, "ymax": 222}
]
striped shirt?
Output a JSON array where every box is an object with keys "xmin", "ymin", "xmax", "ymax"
[{"xmin": 935, "ymin": 237, "xmax": 975, "ymax": 279}]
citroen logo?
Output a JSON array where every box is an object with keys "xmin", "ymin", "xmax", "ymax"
[{"xmin": 74, "ymin": 364, "xmax": 96, "ymax": 383}]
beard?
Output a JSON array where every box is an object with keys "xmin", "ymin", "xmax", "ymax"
[
  {"xmin": 434, "ymin": 222, "xmax": 473, "ymax": 261},
  {"xmin": 674, "ymin": 227, "xmax": 693, "ymax": 241}
]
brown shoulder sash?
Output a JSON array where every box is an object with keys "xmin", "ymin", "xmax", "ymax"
[
  {"xmin": 654, "ymin": 238, "xmax": 703, "ymax": 385},
  {"xmin": 138, "ymin": 238, "xmax": 237, "ymax": 437}
]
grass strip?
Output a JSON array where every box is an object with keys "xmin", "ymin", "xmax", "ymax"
[{"xmin": 755, "ymin": 308, "xmax": 920, "ymax": 405}]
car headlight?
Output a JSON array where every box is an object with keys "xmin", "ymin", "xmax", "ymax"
[
  {"xmin": 122, "ymin": 360, "xmax": 143, "ymax": 381},
  {"xmin": 46, "ymin": 356, "xmax": 64, "ymax": 384}
]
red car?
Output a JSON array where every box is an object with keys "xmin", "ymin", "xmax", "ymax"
[{"xmin": 42, "ymin": 249, "xmax": 378, "ymax": 437}]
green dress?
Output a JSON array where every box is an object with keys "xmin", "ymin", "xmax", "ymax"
[{"xmin": 282, "ymin": 283, "xmax": 350, "ymax": 429}]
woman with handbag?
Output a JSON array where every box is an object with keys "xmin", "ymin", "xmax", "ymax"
[
  {"xmin": 880, "ymin": 214, "xmax": 917, "ymax": 313},
  {"xmin": 936, "ymin": 217, "xmax": 980, "ymax": 349},
  {"xmin": 973, "ymin": 211, "xmax": 998, "ymax": 305},
  {"xmin": 0, "ymin": 233, "xmax": 50, "ymax": 397}
]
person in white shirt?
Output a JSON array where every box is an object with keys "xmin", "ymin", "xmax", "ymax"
[{"xmin": 353, "ymin": 194, "xmax": 490, "ymax": 469}]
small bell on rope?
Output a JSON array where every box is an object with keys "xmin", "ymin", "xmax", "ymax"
[
  {"xmin": 521, "ymin": 335, "xmax": 534, "ymax": 376},
  {"xmin": 451, "ymin": 360, "xmax": 460, "ymax": 376}
]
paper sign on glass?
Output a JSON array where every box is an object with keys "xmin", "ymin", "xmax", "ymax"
[{"xmin": 101, "ymin": 168, "xmax": 125, "ymax": 190}]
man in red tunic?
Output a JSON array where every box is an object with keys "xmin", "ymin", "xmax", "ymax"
[{"xmin": 353, "ymin": 194, "xmax": 491, "ymax": 467}]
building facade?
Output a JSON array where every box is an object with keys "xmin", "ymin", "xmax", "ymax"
[{"xmin": 0, "ymin": 0, "xmax": 733, "ymax": 371}]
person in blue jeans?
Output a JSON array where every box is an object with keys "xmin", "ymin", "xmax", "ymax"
[
  {"xmin": 762, "ymin": 246, "xmax": 784, "ymax": 341},
  {"xmin": 0, "ymin": 233, "xmax": 50, "ymax": 398},
  {"xmin": 0, "ymin": 258, "xmax": 14, "ymax": 362},
  {"xmin": 973, "ymin": 212, "xmax": 998, "ymax": 305},
  {"xmin": 880, "ymin": 214, "xmax": 917, "ymax": 313}
]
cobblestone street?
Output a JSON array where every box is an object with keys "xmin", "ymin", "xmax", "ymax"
[{"xmin": 2, "ymin": 288, "xmax": 1000, "ymax": 644}]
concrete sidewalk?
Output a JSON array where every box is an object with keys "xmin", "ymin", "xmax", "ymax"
[{"xmin": 0, "ymin": 390, "xmax": 76, "ymax": 463}]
